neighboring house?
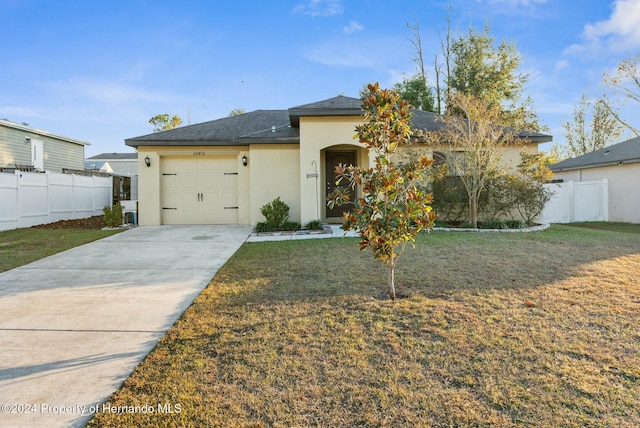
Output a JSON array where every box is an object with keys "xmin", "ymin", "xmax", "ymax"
[
  {"xmin": 85, "ymin": 152, "xmax": 139, "ymax": 202},
  {"xmin": 125, "ymin": 95, "xmax": 552, "ymax": 227},
  {"xmin": 550, "ymin": 136, "xmax": 640, "ymax": 223},
  {"xmin": 0, "ymin": 118, "xmax": 89, "ymax": 172},
  {"xmin": 85, "ymin": 152, "xmax": 138, "ymax": 176}
]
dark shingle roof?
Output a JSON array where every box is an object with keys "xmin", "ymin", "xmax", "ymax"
[
  {"xmin": 409, "ymin": 110, "xmax": 552, "ymax": 143},
  {"xmin": 87, "ymin": 153, "xmax": 138, "ymax": 160},
  {"xmin": 550, "ymin": 136, "xmax": 640, "ymax": 172},
  {"xmin": 126, "ymin": 110, "xmax": 298, "ymax": 147},
  {"xmin": 288, "ymin": 95, "xmax": 362, "ymax": 127},
  {"xmin": 125, "ymin": 95, "xmax": 552, "ymax": 148}
]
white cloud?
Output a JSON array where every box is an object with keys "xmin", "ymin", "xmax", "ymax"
[
  {"xmin": 569, "ymin": 0, "xmax": 640, "ymax": 54},
  {"xmin": 293, "ymin": 0, "xmax": 343, "ymax": 17},
  {"xmin": 301, "ymin": 36, "xmax": 408, "ymax": 70},
  {"xmin": 554, "ymin": 60, "xmax": 570, "ymax": 72},
  {"xmin": 37, "ymin": 78, "xmax": 182, "ymax": 106},
  {"xmin": 343, "ymin": 21, "xmax": 363, "ymax": 34}
]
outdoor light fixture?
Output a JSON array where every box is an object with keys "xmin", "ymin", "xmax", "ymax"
[
  {"xmin": 242, "ymin": 155, "xmax": 248, "ymax": 166},
  {"xmin": 25, "ymin": 137, "xmax": 31, "ymax": 143},
  {"xmin": 144, "ymin": 156, "xmax": 151, "ymax": 167}
]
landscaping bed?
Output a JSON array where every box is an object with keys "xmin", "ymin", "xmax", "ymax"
[{"xmin": 30, "ymin": 215, "xmax": 106, "ymax": 230}]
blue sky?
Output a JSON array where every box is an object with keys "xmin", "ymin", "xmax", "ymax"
[{"xmin": 1, "ymin": 0, "xmax": 639, "ymax": 156}]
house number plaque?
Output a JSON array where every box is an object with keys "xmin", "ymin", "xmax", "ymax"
[{"xmin": 192, "ymin": 151, "xmax": 206, "ymax": 156}]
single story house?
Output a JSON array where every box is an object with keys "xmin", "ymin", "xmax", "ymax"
[
  {"xmin": 0, "ymin": 118, "xmax": 89, "ymax": 172},
  {"xmin": 85, "ymin": 152, "xmax": 138, "ymax": 176},
  {"xmin": 550, "ymin": 136, "xmax": 640, "ymax": 223},
  {"xmin": 125, "ymin": 95, "xmax": 552, "ymax": 227}
]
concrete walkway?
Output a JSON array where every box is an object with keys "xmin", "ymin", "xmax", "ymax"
[{"xmin": 0, "ymin": 225, "xmax": 250, "ymax": 428}]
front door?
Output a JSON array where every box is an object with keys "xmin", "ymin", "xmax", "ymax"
[{"xmin": 325, "ymin": 150, "xmax": 356, "ymax": 219}]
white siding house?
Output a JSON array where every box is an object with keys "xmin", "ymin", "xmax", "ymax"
[{"xmin": 550, "ymin": 136, "xmax": 640, "ymax": 223}]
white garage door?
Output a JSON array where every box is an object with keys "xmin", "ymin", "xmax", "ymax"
[{"xmin": 161, "ymin": 156, "xmax": 238, "ymax": 225}]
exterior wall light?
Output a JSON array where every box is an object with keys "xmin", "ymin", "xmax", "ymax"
[
  {"xmin": 144, "ymin": 156, "xmax": 151, "ymax": 167},
  {"xmin": 242, "ymin": 155, "xmax": 248, "ymax": 166}
]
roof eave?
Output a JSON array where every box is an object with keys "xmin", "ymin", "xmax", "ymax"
[
  {"xmin": 0, "ymin": 119, "xmax": 91, "ymax": 146},
  {"xmin": 551, "ymin": 157, "xmax": 640, "ymax": 172},
  {"xmin": 288, "ymin": 108, "xmax": 362, "ymax": 127}
]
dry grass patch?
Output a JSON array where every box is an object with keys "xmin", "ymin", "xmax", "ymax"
[{"xmin": 89, "ymin": 225, "xmax": 640, "ymax": 427}]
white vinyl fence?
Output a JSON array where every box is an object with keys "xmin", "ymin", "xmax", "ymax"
[
  {"xmin": 540, "ymin": 179, "xmax": 608, "ymax": 224},
  {"xmin": 0, "ymin": 170, "xmax": 112, "ymax": 231}
]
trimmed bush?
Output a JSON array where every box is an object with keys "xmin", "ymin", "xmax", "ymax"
[{"xmin": 254, "ymin": 197, "xmax": 301, "ymax": 232}]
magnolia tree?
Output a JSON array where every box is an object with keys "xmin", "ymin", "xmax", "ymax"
[{"xmin": 328, "ymin": 83, "xmax": 436, "ymax": 300}]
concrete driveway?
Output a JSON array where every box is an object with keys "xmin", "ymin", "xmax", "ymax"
[{"xmin": 0, "ymin": 225, "xmax": 250, "ymax": 428}]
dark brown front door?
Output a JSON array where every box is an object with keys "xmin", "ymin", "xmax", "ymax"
[{"xmin": 326, "ymin": 150, "xmax": 357, "ymax": 218}]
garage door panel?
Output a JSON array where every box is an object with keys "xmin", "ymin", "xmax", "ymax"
[{"xmin": 161, "ymin": 156, "xmax": 238, "ymax": 225}]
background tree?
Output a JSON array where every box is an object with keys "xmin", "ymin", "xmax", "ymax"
[
  {"xmin": 229, "ymin": 108, "xmax": 246, "ymax": 116},
  {"xmin": 423, "ymin": 92, "xmax": 518, "ymax": 228},
  {"xmin": 149, "ymin": 114, "xmax": 182, "ymax": 132},
  {"xmin": 448, "ymin": 24, "xmax": 543, "ymax": 131},
  {"xmin": 562, "ymin": 93, "xmax": 624, "ymax": 157},
  {"xmin": 602, "ymin": 54, "xmax": 640, "ymax": 136},
  {"xmin": 394, "ymin": 22, "xmax": 436, "ymax": 112},
  {"xmin": 401, "ymin": 16, "xmax": 545, "ymax": 131},
  {"xmin": 329, "ymin": 83, "xmax": 436, "ymax": 300},
  {"xmin": 393, "ymin": 75, "xmax": 435, "ymax": 112}
]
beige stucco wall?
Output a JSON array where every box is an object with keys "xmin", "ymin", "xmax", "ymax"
[
  {"xmin": 249, "ymin": 144, "xmax": 300, "ymax": 225},
  {"xmin": 553, "ymin": 163, "xmax": 640, "ymax": 223},
  {"xmin": 298, "ymin": 116, "xmax": 368, "ymax": 225},
  {"xmin": 136, "ymin": 146, "xmax": 250, "ymax": 226}
]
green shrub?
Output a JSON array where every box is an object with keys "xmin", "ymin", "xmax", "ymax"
[
  {"xmin": 103, "ymin": 203, "xmax": 122, "ymax": 228},
  {"xmin": 433, "ymin": 220, "xmax": 450, "ymax": 228},
  {"xmin": 304, "ymin": 220, "xmax": 324, "ymax": 231},
  {"xmin": 253, "ymin": 222, "xmax": 273, "ymax": 233},
  {"xmin": 510, "ymin": 177, "xmax": 553, "ymax": 226},
  {"xmin": 429, "ymin": 164, "xmax": 468, "ymax": 223},
  {"xmin": 281, "ymin": 221, "xmax": 302, "ymax": 231},
  {"xmin": 505, "ymin": 219, "xmax": 525, "ymax": 229},
  {"xmin": 480, "ymin": 219, "xmax": 506, "ymax": 229},
  {"xmin": 260, "ymin": 197, "xmax": 290, "ymax": 228},
  {"xmin": 254, "ymin": 197, "xmax": 300, "ymax": 232}
]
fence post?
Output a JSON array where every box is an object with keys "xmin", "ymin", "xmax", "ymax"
[
  {"xmin": 602, "ymin": 178, "xmax": 609, "ymax": 222},
  {"xmin": 46, "ymin": 171, "xmax": 51, "ymax": 224},
  {"xmin": 14, "ymin": 170, "xmax": 21, "ymax": 226},
  {"xmin": 568, "ymin": 181, "xmax": 574, "ymax": 223}
]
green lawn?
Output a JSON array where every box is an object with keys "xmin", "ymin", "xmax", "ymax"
[
  {"xmin": 0, "ymin": 227, "xmax": 122, "ymax": 272},
  {"xmin": 87, "ymin": 224, "xmax": 640, "ymax": 427}
]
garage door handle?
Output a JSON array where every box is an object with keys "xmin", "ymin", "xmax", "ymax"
[{"xmin": 224, "ymin": 207, "xmax": 239, "ymax": 209}]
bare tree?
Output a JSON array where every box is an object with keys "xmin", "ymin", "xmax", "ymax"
[
  {"xmin": 562, "ymin": 93, "xmax": 624, "ymax": 157},
  {"xmin": 423, "ymin": 92, "xmax": 519, "ymax": 227},
  {"xmin": 602, "ymin": 54, "xmax": 640, "ymax": 136}
]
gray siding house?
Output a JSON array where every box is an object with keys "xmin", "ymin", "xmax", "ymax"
[{"xmin": 0, "ymin": 119, "xmax": 89, "ymax": 172}]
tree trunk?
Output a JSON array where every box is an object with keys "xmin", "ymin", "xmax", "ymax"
[
  {"xmin": 469, "ymin": 197, "xmax": 479, "ymax": 228},
  {"xmin": 388, "ymin": 261, "xmax": 396, "ymax": 300}
]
